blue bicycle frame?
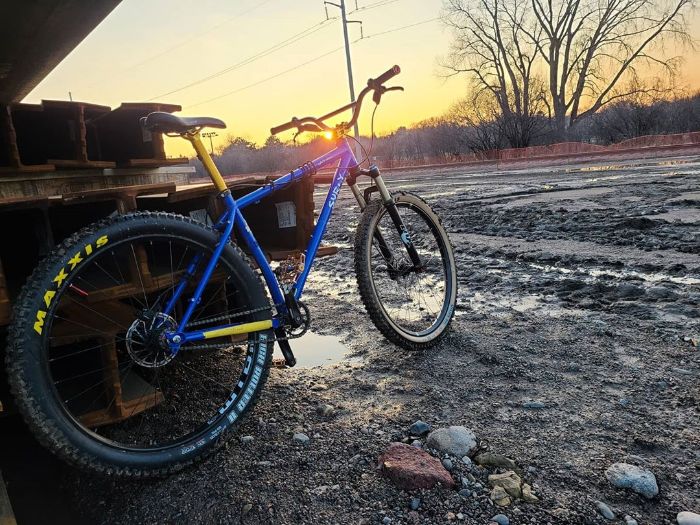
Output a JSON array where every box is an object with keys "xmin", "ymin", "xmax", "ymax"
[{"xmin": 163, "ymin": 137, "xmax": 359, "ymax": 351}]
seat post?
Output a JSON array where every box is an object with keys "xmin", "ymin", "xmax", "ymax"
[{"xmin": 186, "ymin": 131, "xmax": 228, "ymax": 193}]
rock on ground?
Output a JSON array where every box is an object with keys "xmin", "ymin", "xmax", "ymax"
[
  {"xmin": 292, "ymin": 433, "xmax": 310, "ymax": 444},
  {"xmin": 425, "ymin": 426, "xmax": 477, "ymax": 457},
  {"xmin": 378, "ymin": 442, "xmax": 455, "ymax": 490},
  {"xmin": 596, "ymin": 501, "xmax": 615, "ymax": 520},
  {"xmin": 408, "ymin": 420, "xmax": 431, "ymax": 436},
  {"xmin": 491, "ymin": 514, "xmax": 510, "ymax": 525},
  {"xmin": 677, "ymin": 512, "xmax": 700, "ymax": 525},
  {"xmin": 474, "ymin": 452, "xmax": 518, "ymax": 471},
  {"xmin": 488, "ymin": 471, "xmax": 522, "ymax": 499},
  {"xmin": 605, "ymin": 462, "xmax": 659, "ymax": 499}
]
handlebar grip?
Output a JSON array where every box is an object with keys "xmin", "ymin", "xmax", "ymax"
[
  {"xmin": 374, "ymin": 65, "xmax": 401, "ymax": 85},
  {"xmin": 270, "ymin": 119, "xmax": 297, "ymax": 135}
]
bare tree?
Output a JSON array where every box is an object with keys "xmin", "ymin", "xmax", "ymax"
[
  {"xmin": 448, "ymin": 95, "xmax": 505, "ymax": 151},
  {"xmin": 442, "ymin": 0, "xmax": 549, "ymax": 146},
  {"xmin": 443, "ymin": 0, "xmax": 694, "ymax": 134}
]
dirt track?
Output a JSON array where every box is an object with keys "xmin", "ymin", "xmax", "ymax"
[{"xmin": 14, "ymin": 155, "xmax": 700, "ymax": 524}]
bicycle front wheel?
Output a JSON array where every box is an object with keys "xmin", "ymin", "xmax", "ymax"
[
  {"xmin": 354, "ymin": 191, "xmax": 457, "ymax": 349},
  {"xmin": 6, "ymin": 212, "xmax": 273, "ymax": 476}
]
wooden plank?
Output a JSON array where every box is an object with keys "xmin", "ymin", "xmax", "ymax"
[
  {"xmin": 0, "ymin": 258, "xmax": 11, "ymax": 326},
  {"xmin": 0, "ymin": 164, "xmax": 55, "ymax": 174},
  {"xmin": 0, "ymin": 470, "xmax": 16, "ymax": 525},
  {"xmin": 80, "ymin": 373, "xmax": 163, "ymax": 428},
  {"xmin": 167, "ymin": 177, "xmax": 260, "ymax": 203},
  {"xmin": 49, "ymin": 159, "xmax": 116, "ymax": 169},
  {"xmin": 60, "ymin": 181, "xmax": 177, "ymax": 203},
  {"xmin": 266, "ymin": 245, "xmax": 338, "ymax": 262},
  {"xmin": 0, "ymin": 195, "xmax": 49, "ymax": 208},
  {"xmin": 120, "ymin": 158, "xmax": 188, "ymax": 168}
]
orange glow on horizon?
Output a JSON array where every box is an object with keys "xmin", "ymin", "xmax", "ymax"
[{"xmin": 22, "ymin": 0, "xmax": 700, "ymax": 159}]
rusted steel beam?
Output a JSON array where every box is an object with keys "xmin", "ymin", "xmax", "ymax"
[
  {"xmin": 6, "ymin": 101, "xmax": 115, "ymax": 170},
  {"xmin": 94, "ymin": 103, "xmax": 188, "ymax": 168},
  {"xmin": 0, "ymin": 105, "xmax": 54, "ymax": 173}
]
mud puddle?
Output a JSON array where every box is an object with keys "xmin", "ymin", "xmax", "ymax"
[{"xmin": 274, "ymin": 332, "xmax": 357, "ymax": 368}]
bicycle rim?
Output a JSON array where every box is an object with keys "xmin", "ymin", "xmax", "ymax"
[
  {"xmin": 41, "ymin": 233, "xmax": 262, "ymax": 451},
  {"xmin": 368, "ymin": 201, "xmax": 452, "ymax": 338}
]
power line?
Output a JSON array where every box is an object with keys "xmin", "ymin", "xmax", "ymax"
[
  {"xmin": 147, "ymin": 18, "xmax": 337, "ymax": 101},
  {"xmin": 186, "ymin": 45, "xmax": 346, "ymax": 109},
  {"xmin": 362, "ymin": 16, "xmax": 440, "ymax": 39},
  {"xmin": 184, "ymin": 16, "xmax": 440, "ymax": 110},
  {"xmin": 78, "ymin": 0, "xmax": 277, "ymax": 94},
  {"xmin": 130, "ymin": 0, "xmax": 276, "ymax": 70},
  {"xmin": 349, "ymin": 0, "xmax": 401, "ymax": 13}
]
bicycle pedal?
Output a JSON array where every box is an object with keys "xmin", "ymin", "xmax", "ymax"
[{"xmin": 275, "ymin": 328, "xmax": 297, "ymax": 367}]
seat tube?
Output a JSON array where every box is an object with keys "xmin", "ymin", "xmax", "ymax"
[{"xmin": 187, "ymin": 131, "xmax": 228, "ymax": 193}]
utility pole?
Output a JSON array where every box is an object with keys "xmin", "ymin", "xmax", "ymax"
[
  {"xmin": 202, "ymin": 131, "xmax": 218, "ymax": 155},
  {"xmin": 324, "ymin": 0, "xmax": 362, "ymax": 157}
]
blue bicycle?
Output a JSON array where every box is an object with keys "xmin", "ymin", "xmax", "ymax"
[{"xmin": 6, "ymin": 66, "xmax": 457, "ymax": 475}]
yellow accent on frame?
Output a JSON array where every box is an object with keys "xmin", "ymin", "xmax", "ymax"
[
  {"xmin": 202, "ymin": 320, "xmax": 273, "ymax": 339},
  {"xmin": 187, "ymin": 132, "xmax": 228, "ymax": 193}
]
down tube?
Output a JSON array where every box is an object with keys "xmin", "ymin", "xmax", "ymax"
[{"xmin": 293, "ymin": 151, "xmax": 355, "ymax": 299}]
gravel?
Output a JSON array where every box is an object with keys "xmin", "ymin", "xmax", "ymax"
[{"xmin": 60, "ymin": 159, "xmax": 700, "ymax": 524}]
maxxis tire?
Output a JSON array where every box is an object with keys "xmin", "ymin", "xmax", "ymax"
[
  {"xmin": 5, "ymin": 212, "xmax": 273, "ymax": 477},
  {"xmin": 354, "ymin": 192, "xmax": 457, "ymax": 350}
]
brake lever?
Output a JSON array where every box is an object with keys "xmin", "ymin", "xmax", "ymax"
[
  {"xmin": 373, "ymin": 85, "xmax": 404, "ymax": 104},
  {"xmin": 293, "ymin": 123, "xmax": 325, "ymax": 142}
]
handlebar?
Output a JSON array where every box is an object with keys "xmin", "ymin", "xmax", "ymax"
[
  {"xmin": 270, "ymin": 65, "xmax": 403, "ymax": 137},
  {"xmin": 373, "ymin": 64, "xmax": 401, "ymax": 87}
]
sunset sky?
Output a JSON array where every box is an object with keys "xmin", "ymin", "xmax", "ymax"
[{"xmin": 24, "ymin": 0, "xmax": 700, "ymax": 157}]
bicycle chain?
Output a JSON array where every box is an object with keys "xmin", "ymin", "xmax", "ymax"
[
  {"xmin": 181, "ymin": 305, "xmax": 305, "ymax": 351},
  {"xmin": 185, "ymin": 305, "xmax": 272, "ymax": 328}
]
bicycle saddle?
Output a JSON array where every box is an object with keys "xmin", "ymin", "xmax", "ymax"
[{"xmin": 141, "ymin": 112, "xmax": 227, "ymax": 133}]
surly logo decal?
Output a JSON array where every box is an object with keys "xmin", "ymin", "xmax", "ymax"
[
  {"xmin": 327, "ymin": 179, "xmax": 343, "ymax": 209},
  {"xmin": 33, "ymin": 235, "xmax": 109, "ymax": 335}
]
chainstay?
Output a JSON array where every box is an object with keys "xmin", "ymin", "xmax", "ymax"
[
  {"xmin": 183, "ymin": 304, "xmax": 305, "ymax": 350},
  {"xmin": 182, "ymin": 331, "xmax": 302, "ymax": 351}
]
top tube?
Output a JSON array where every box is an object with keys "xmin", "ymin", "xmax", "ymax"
[{"xmin": 234, "ymin": 138, "xmax": 356, "ymax": 210}]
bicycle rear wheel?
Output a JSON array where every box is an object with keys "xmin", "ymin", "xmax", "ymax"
[
  {"xmin": 6, "ymin": 212, "xmax": 273, "ymax": 476},
  {"xmin": 354, "ymin": 192, "xmax": 457, "ymax": 349}
]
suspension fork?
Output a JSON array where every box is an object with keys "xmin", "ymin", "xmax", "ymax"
[{"xmin": 349, "ymin": 165, "xmax": 422, "ymax": 269}]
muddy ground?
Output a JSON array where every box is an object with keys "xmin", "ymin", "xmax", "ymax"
[{"xmin": 8, "ymin": 156, "xmax": 700, "ymax": 524}]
